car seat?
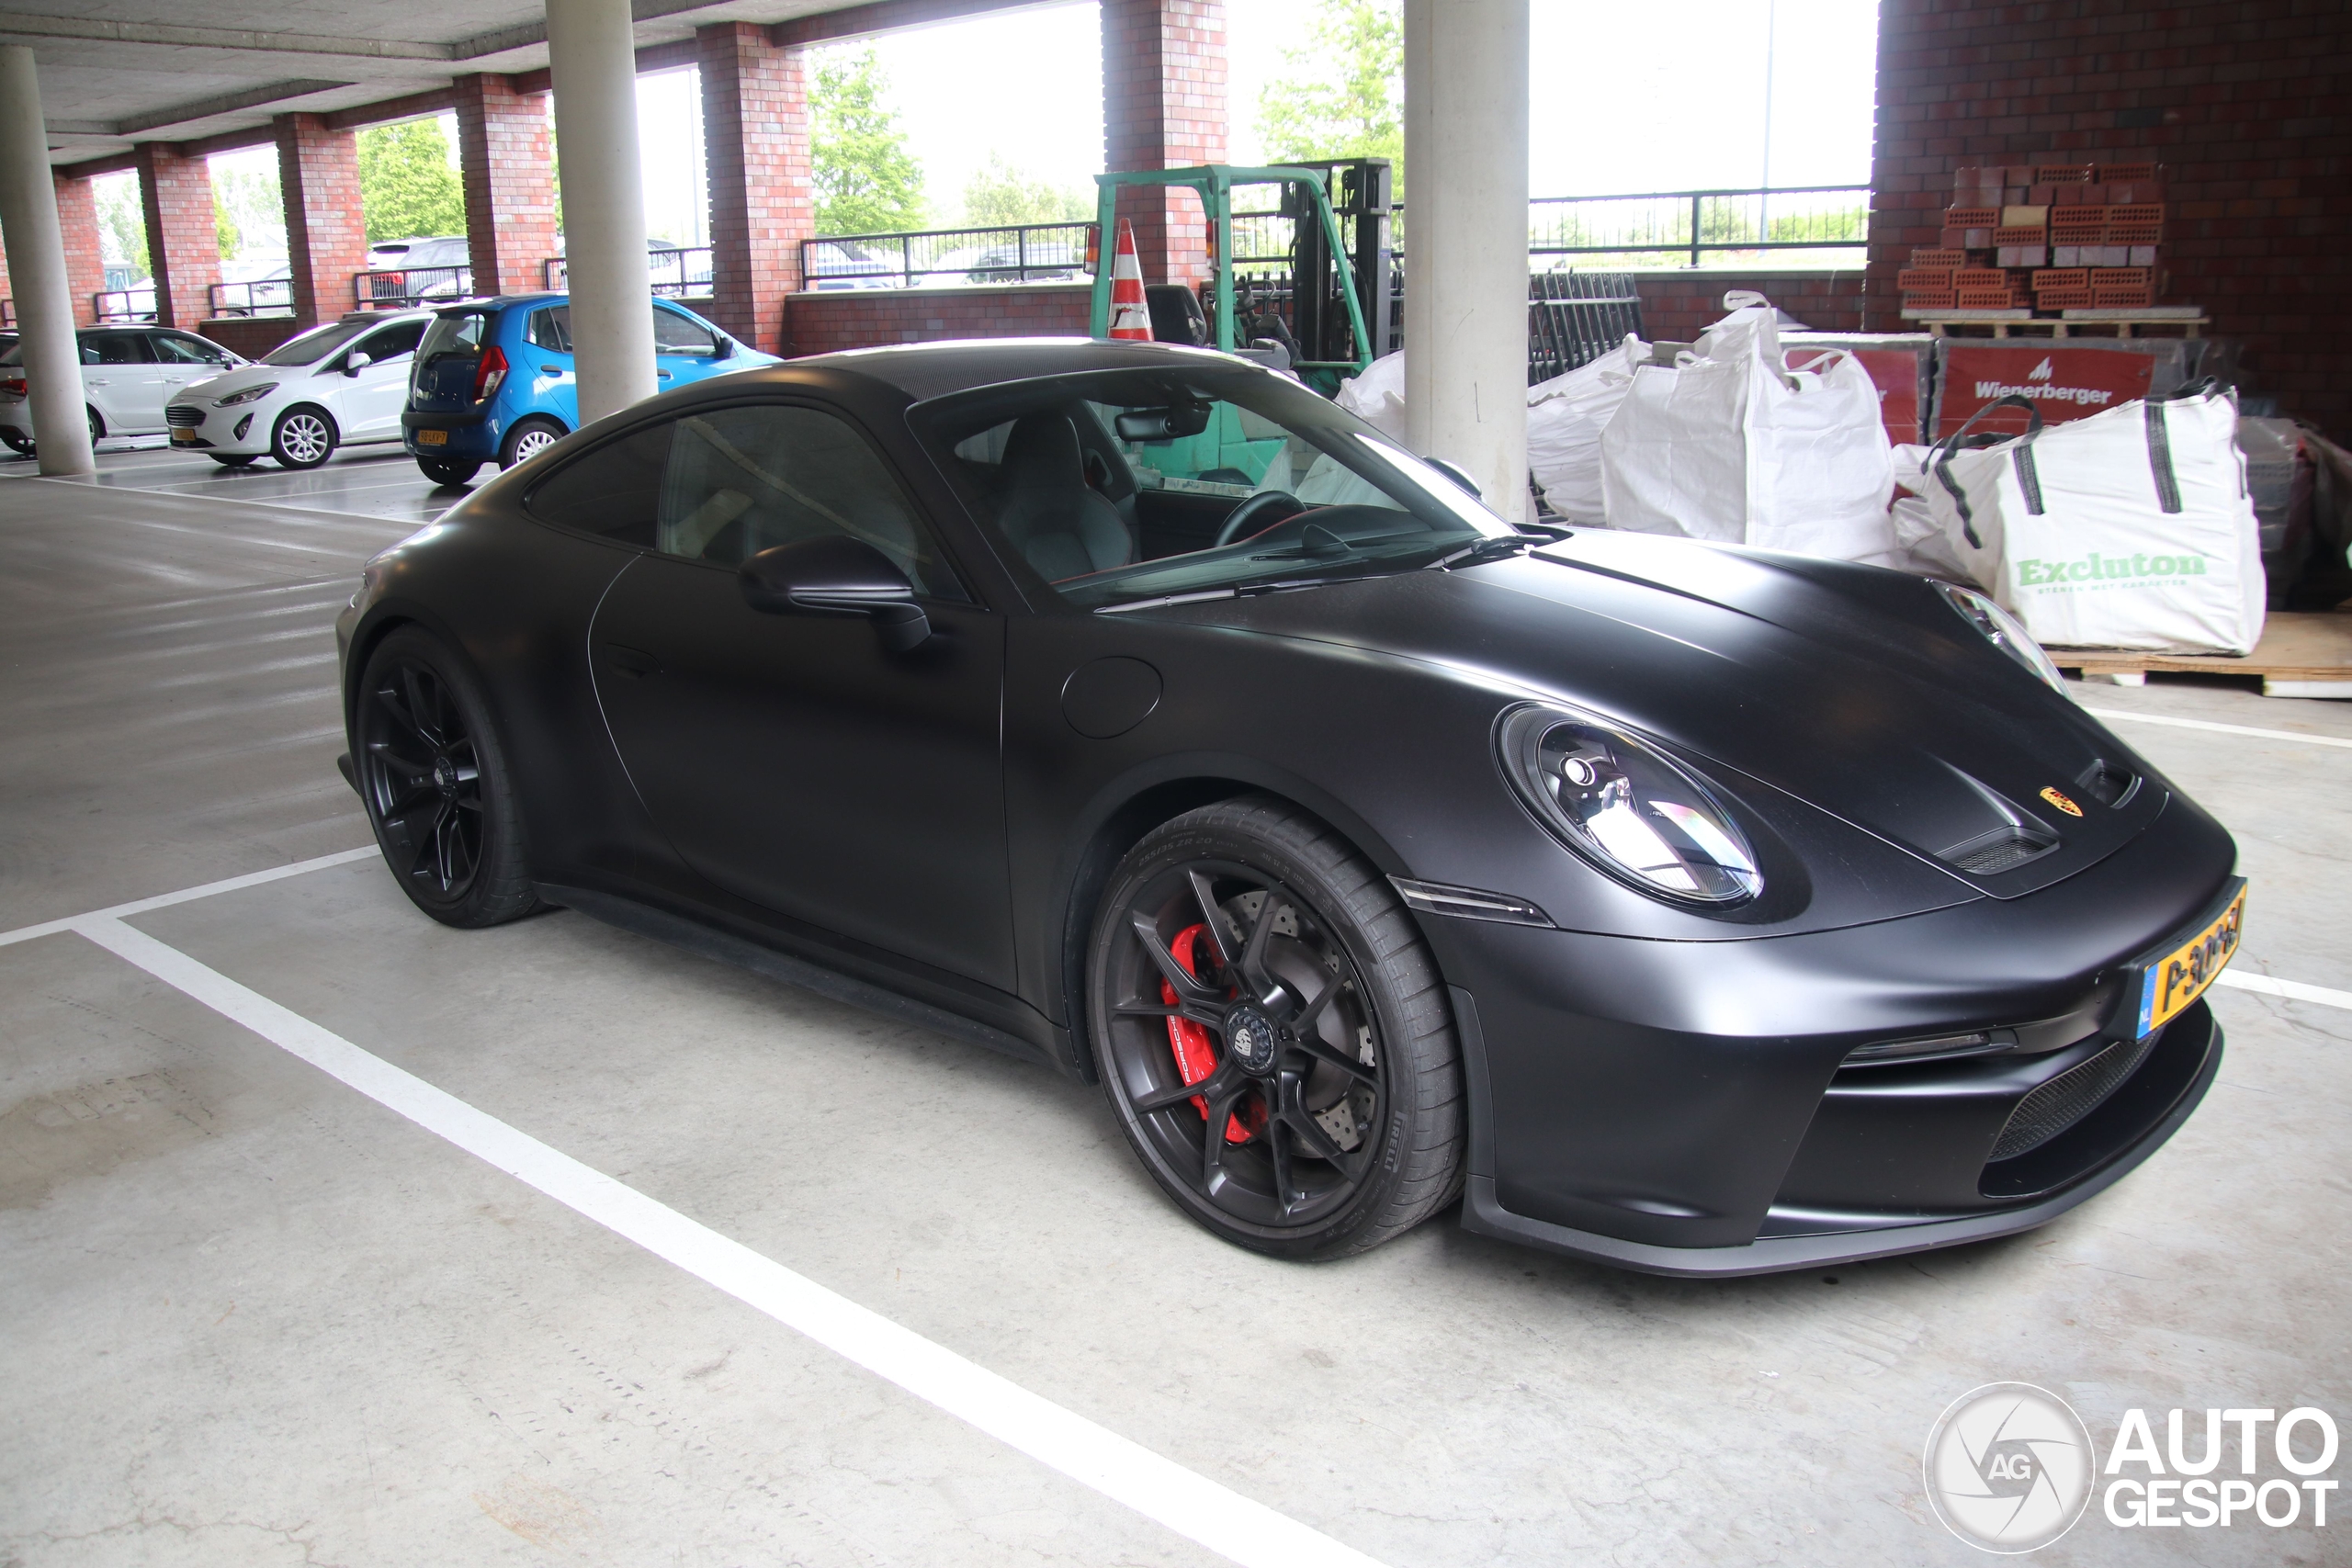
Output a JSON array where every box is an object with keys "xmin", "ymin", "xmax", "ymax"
[{"xmin": 995, "ymin": 412, "xmax": 1137, "ymax": 581}]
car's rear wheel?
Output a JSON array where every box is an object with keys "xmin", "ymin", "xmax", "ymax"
[
  {"xmin": 209, "ymin": 453, "xmax": 257, "ymax": 468},
  {"xmin": 1089, "ymin": 795, "xmax": 1464, "ymax": 1259},
  {"xmin": 0, "ymin": 429, "xmax": 28, "ymax": 455},
  {"xmin": 418, "ymin": 457, "xmax": 481, "ymax": 487},
  {"xmin": 500, "ymin": 416, "xmax": 563, "ymax": 469},
  {"xmin": 353, "ymin": 626, "xmax": 543, "ymax": 929},
  {"xmin": 270, "ymin": 405, "xmax": 336, "ymax": 468}
]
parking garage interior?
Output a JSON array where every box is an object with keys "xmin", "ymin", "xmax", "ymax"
[{"xmin": 3, "ymin": 3, "xmax": 2350, "ymax": 1565}]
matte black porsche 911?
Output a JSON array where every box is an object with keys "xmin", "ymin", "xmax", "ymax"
[{"xmin": 335, "ymin": 337, "xmax": 2244, "ymax": 1275}]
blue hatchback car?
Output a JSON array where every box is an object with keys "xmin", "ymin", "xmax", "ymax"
[{"xmin": 402, "ymin": 293, "xmax": 776, "ymax": 484}]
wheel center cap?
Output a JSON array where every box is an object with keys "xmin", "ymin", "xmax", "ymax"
[
  {"xmin": 1224, "ymin": 1004, "xmax": 1280, "ymax": 1075},
  {"xmin": 432, "ymin": 756, "xmax": 458, "ymax": 796}
]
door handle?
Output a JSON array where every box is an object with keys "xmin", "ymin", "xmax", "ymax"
[
  {"xmin": 541, "ymin": 365, "xmax": 562, "ymax": 373},
  {"xmin": 88, "ymin": 378, "xmax": 109, "ymax": 386},
  {"xmin": 657, "ymin": 371, "xmax": 673, "ymax": 380},
  {"xmin": 602, "ymin": 643, "xmax": 662, "ymax": 679}
]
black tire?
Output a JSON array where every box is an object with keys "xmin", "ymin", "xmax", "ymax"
[
  {"xmin": 87, "ymin": 405, "xmax": 103, "ymax": 444},
  {"xmin": 418, "ymin": 457, "xmax": 482, "ymax": 487},
  {"xmin": 209, "ymin": 453, "xmax": 258, "ymax": 468},
  {"xmin": 0, "ymin": 429, "xmax": 28, "ymax": 455},
  {"xmin": 499, "ymin": 416, "xmax": 565, "ymax": 470},
  {"xmin": 1088, "ymin": 795, "xmax": 1464, "ymax": 1259},
  {"xmin": 270, "ymin": 405, "xmax": 337, "ymax": 469},
  {"xmin": 352, "ymin": 626, "xmax": 543, "ymax": 929}
]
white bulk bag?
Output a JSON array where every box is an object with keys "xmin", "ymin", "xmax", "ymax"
[
  {"xmin": 1918, "ymin": 385, "xmax": 2264, "ymax": 654},
  {"xmin": 1599, "ymin": 293, "xmax": 1894, "ymax": 561},
  {"xmin": 1333, "ymin": 350, "xmax": 1408, "ymax": 443},
  {"xmin": 1525, "ymin": 332, "xmax": 1650, "ymax": 522}
]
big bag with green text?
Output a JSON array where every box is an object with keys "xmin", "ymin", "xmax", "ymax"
[{"xmin": 1921, "ymin": 382, "xmax": 2264, "ymax": 654}]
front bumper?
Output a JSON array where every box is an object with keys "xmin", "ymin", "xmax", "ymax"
[{"xmin": 164, "ymin": 401, "xmax": 266, "ymax": 452}]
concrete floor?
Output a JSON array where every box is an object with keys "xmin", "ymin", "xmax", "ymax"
[{"xmin": 2, "ymin": 442, "xmax": 2346, "ymax": 1567}]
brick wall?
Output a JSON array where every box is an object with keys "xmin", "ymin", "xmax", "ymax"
[
  {"xmin": 134, "ymin": 144, "xmax": 223, "ymax": 331},
  {"xmin": 783, "ymin": 284, "xmax": 1092, "ymax": 356},
  {"xmin": 197, "ymin": 315, "xmax": 307, "ymax": 360},
  {"xmin": 1102, "ymin": 0, "xmax": 1226, "ymax": 287},
  {"xmin": 1868, "ymin": 0, "xmax": 2352, "ymax": 436},
  {"xmin": 700, "ymin": 23, "xmax": 811, "ymax": 354},
  {"xmin": 1633, "ymin": 269, "xmax": 1867, "ymax": 344},
  {"xmin": 0, "ymin": 235, "xmax": 13, "ymax": 321},
  {"xmin": 54, "ymin": 175, "xmax": 107, "ymax": 327},
  {"xmin": 454, "ymin": 75, "xmax": 559, "ymax": 298},
  {"xmin": 275, "ymin": 114, "xmax": 369, "ymax": 328}
]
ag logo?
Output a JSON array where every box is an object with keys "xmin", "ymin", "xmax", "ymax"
[
  {"xmin": 2039, "ymin": 786, "xmax": 2083, "ymax": 818},
  {"xmin": 1924, "ymin": 1382, "xmax": 2097, "ymax": 1552}
]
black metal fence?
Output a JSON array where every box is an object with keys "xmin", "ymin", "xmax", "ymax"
[
  {"xmin": 357, "ymin": 266, "xmax": 470, "ymax": 310},
  {"xmin": 1528, "ymin": 185, "xmax": 1870, "ymax": 267},
  {"xmin": 93, "ymin": 289, "xmax": 154, "ymax": 323},
  {"xmin": 1527, "ymin": 271, "xmax": 1645, "ymax": 382},
  {"xmin": 801, "ymin": 222, "xmax": 1094, "ymax": 289},
  {"xmin": 209, "ymin": 279, "xmax": 292, "ymax": 317},
  {"xmin": 543, "ymin": 246, "xmax": 715, "ymax": 299}
]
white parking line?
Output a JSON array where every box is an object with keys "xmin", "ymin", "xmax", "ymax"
[
  {"xmin": 2081, "ymin": 706, "xmax": 2352, "ymax": 750},
  {"xmin": 6, "ymin": 861, "xmax": 1387, "ymax": 1568},
  {"xmin": 2214, "ymin": 970, "xmax": 2352, "ymax": 1010}
]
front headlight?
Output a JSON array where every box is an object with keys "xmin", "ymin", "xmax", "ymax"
[
  {"xmin": 212, "ymin": 382, "xmax": 278, "ymax": 407},
  {"xmin": 1934, "ymin": 580, "xmax": 2067, "ymax": 694},
  {"xmin": 1499, "ymin": 705, "xmax": 1762, "ymax": 907}
]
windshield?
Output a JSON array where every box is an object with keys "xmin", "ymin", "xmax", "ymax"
[
  {"xmin": 909, "ymin": 364, "xmax": 1510, "ymax": 609},
  {"xmin": 262, "ymin": 320, "xmax": 371, "ymax": 367}
]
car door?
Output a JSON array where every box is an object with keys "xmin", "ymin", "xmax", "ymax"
[
  {"xmin": 565, "ymin": 399, "xmax": 1014, "ymax": 988},
  {"xmin": 149, "ymin": 332, "xmax": 236, "ymax": 412},
  {"xmin": 337, "ymin": 317, "xmax": 426, "ymax": 439},
  {"xmin": 650, "ymin": 304, "xmax": 726, "ymax": 390},
  {"xmin": 82, "ymin": 331, "xmax": 164, "ymax": 433},
  {"xmin": 521, "ymin": 305, "xmax": 579, "ymax": 428}
]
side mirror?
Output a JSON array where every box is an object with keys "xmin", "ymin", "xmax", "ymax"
[
  {"xmin": 345, "ymin": 351, "xmax": 371, "ymax": 376},
  {"xmin": 1427, "ymin": 456, "xmax": 1483, "ymax": 500},
  {"xmin": 712, "ymin": 337, "xmax": 735, "ymax": 359},
  {"xmin": 739, "ymin": 536, "xmax": 930, "ymax": 652}
]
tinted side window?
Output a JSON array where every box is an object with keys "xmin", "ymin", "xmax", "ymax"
[
  {"xmin": 151, "ymin": 333, "xmax": 229, "ymax": 365},
  {"xmin": 526, "ymin": 307, "xmax": 572, "ymax": 353},
  {"xmin": 526, "ymin": 419, "xmax": 672, "ymax": 547},
  {"xmin": 356, "ymin": 320, "xmax": 425, "ymax": 360},
  {"xmin": 656, "ymin": 404, "xmax": 966, "ymax": 599},
  {"xmin": 651, "ymin": 308, "xmax": 718, "ymax": 355},
  {"xmin": 86, "ymin": 333, "xmax": 152, "ymax": 364}
]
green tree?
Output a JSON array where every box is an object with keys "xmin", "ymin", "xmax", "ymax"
[
  {"xmin": 960, "ymin": 154, "xmax": 1092, "ymax": 227},
  {"xmin": 356, "ymin": 118, "xmax": 465, "ymax": 243},
  {"xmin": 810, "ymin": 48, "xmax": 926, "ymax": 235},
  {"xmin": 1256, "ymin": 0, "xmax": 1404, "ymax": 189},
  {"xmin": 93, "ymin": 175, "xmax": 148, "ymax": 272},
  {"xmin": 209, "ymin": 164, "xmax": 286, "ymax": 260}
]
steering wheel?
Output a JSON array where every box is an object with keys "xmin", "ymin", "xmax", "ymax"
[{"xmin": 1215, "ymin": 490, "xmax": 1306, "ymax": 547}]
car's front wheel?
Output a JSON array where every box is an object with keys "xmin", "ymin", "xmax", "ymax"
[
  {"xmin": 500, "ymin": 416, "xmax": 564, "ymax": 469},
  {"xmin": 1089, "ymin": 795, "xmax": 1464, "ymax": 1259},
  {"xmin": 353, "ymin": 626, "xmax": 543, "ymax": 929},
  {"xmin": 270, "ymin": 405, "xmax": 336, "ymax": 468},
  {"xmin": 417, "ymin": 457, "xmax": 481, "ymax": 487}
]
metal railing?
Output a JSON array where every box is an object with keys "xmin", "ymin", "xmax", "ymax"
[
  {"xmin": 209, "ymin": 279, "xmax": 292, "ymax": 317},
  {"xmin": 93, "ymin": 289, "xmax": 155, "ymax": 323},
  {"xmin": 801, "ymin": 222, "xmax": 1095, "ymax": 289},
  {"xmin": 357, "ymin": 265, "xmax": 471, "ymax": 310},
  {"xmin": 1528, "ymin": 184, "xmax": 1870, "ymax": 267},
  {"xmin": 543, "ymin": 246, "xmax": 716, "ymax": 298},
  {"xmin": 1528, "ymin": 271, "xmax": 1644, "ymax": 382}
]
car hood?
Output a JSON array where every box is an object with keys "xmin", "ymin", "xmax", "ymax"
[
  {"xmin": 1139, "ymin": 529, "xmax": 2168, "ymax": 899},
  {"xmin": 174, "ymin": 364, "xmax": 277, "ymax": 401}
]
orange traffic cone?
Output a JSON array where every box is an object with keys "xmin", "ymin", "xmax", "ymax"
[{"xmin": 1108, "ymin": 218, "xmax": 1152, "ymax": 341}]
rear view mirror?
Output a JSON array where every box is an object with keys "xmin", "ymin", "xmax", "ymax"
[
  {"xmin": 739, "ymin": 536, "xmax": 931, "ymax": 652},
  {"xmin": 1114, "ymin": 400, "xmax": 1213, "ymax": 443}
]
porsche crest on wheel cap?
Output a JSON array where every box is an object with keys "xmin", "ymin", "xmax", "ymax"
[{"xmin": 1224, "ymin": 1005, "xmax": 1280, "ymax": 1074}]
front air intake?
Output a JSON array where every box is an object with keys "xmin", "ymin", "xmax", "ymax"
[{"xmin": 1987, "ymin": 1030, "xmax": 2161, "ymax": 1161}]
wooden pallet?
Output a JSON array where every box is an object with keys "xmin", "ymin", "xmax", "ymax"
[
  {"xmin": 2047, "ymin": 612, "xmax": 2352, "ymax": 698},
  {"xmin": 1900, "ymin": 309, "xmax": 2210, "ymax": 339}
]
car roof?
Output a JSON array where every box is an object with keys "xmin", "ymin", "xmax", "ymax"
[{"xmin": 779, "ymin": 336, "xmax": 1267, "ymax": 402}]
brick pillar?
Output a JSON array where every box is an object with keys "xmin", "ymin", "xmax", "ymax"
[
  {"xmin": 0, "ymin": 235, "xmax": 13, "ymax": 324},
  {"xmin": 454, "ymin": 73, "xmax": 560, "ymax": 297},
  {"xmin": 1101, "ymin": 0, "xmax": 1227, "ymax": 288},
  {"xmin": 52, "ymin": 174, "xmax": 107, "ymax": 326},
  {"xmin": 133, "ymin": 143, "xmax": 223, "ymax": 330},
  {"xmin": 697, "ymin": 22, "xmax": 809, "ymax": 355},
  {"xmin": 274, "ymin": 114, "xmax": 368, "ymax": 328}
]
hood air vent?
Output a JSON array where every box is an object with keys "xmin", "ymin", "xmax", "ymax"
[{"xmin": 1939, "ymin": 825, "xmax": 2061, "ymax": 876}]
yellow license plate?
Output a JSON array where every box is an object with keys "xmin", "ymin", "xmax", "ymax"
[
  {"xmin": 2133, "ymin": 882, "xmax": 2245, "ymax": 1036},
  {"xmin": 170, "ymin": 428, "xmax": 198, "ymax": 444},
  {"xmin": 415, "ymin": 428, "xmax": 447, "ymax": 446}
]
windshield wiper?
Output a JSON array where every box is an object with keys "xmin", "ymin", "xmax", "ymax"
[{"xmin": 1428, "ymin": 536, "xmax": 1534, "ymax": 570}]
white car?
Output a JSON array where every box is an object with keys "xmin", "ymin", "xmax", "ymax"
[
  {"xmin": 0, "ymin": 325, "xmax": 244, "ymax": 454},
  {"xmin": 166, "ymin": 310, "xmax": 433, "ymax": 469}
]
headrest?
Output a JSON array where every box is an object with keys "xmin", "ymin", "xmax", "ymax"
[{"xmin": 1001, "ymin": 412, "xmax": 1085, "ymax": 490}]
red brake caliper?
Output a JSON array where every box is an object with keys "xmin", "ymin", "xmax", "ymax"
[{"xmin": 1163, "ymin": 923, "xmax": 1261, "ymax": 1145}]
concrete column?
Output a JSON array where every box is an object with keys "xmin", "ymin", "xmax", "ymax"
[
  {"xmin": 52, "ymin": 173, "xmax": 106, "ymax": 326},
  {"xmin": 697, "ymin": 22, "xmax": 809, "ymax": 355},
  {"xmin": 546, "ymin": 0, "xmax": 656, "ymax": 423},
  {"xmin": 274, "ymin": 114, "xmax": 369, "ymax": 328},
  {"xmin": 1402, "ymin": 0, "xmax": 1529, "ymax": 524},
  {"xmin": 1101, "ymin": 0, "xmax": 1227, "ymax": 288},
  {"xmin": 0, "ymin": 46, "xmax": 96, "ymax": 475},
  {"xmin": 454, "ymin": 73, "xmax": 560, "ymax": 298},
  {"xmin": 134, "ymin": 143, "xmax": 224, "ymax": 330}
]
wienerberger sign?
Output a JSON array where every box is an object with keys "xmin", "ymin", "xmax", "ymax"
[{"xmin": 1934, "ymin": 346, "xmax": 2160, "ymax": 438}]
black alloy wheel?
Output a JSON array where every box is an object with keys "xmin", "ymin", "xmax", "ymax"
[
  {"xmin": 418, "ymin": 457, "xmax": 481, "ymax": 487},
  {"xmin": 353, "ymin": 626, "xmax": 542, "ymax": 928},
  {"xmin": 1091, "ymin": 795, "xmax": 1464, "ymax": 1259}
]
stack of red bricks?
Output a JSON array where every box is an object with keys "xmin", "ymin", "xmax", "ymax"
[{"xmin": 1896, "ymin": 161, "xmax": 2169, "ymax": 316}]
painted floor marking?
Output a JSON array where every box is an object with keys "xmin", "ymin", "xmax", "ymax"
[
  {"xmin": 2213, "ymin": 969, "xmax": 2352, "ymax": 1010},
  {"xmin": 62, "ymin": 913, "xmax": 1386, "ymax": 1568},
  {"xmin": 2081, "ymin": 705, "xmax": 2352, "ymax": 751},
  {"xmin": 0, "ymin": 847, "xmax": 379, "ymax": 949}
]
